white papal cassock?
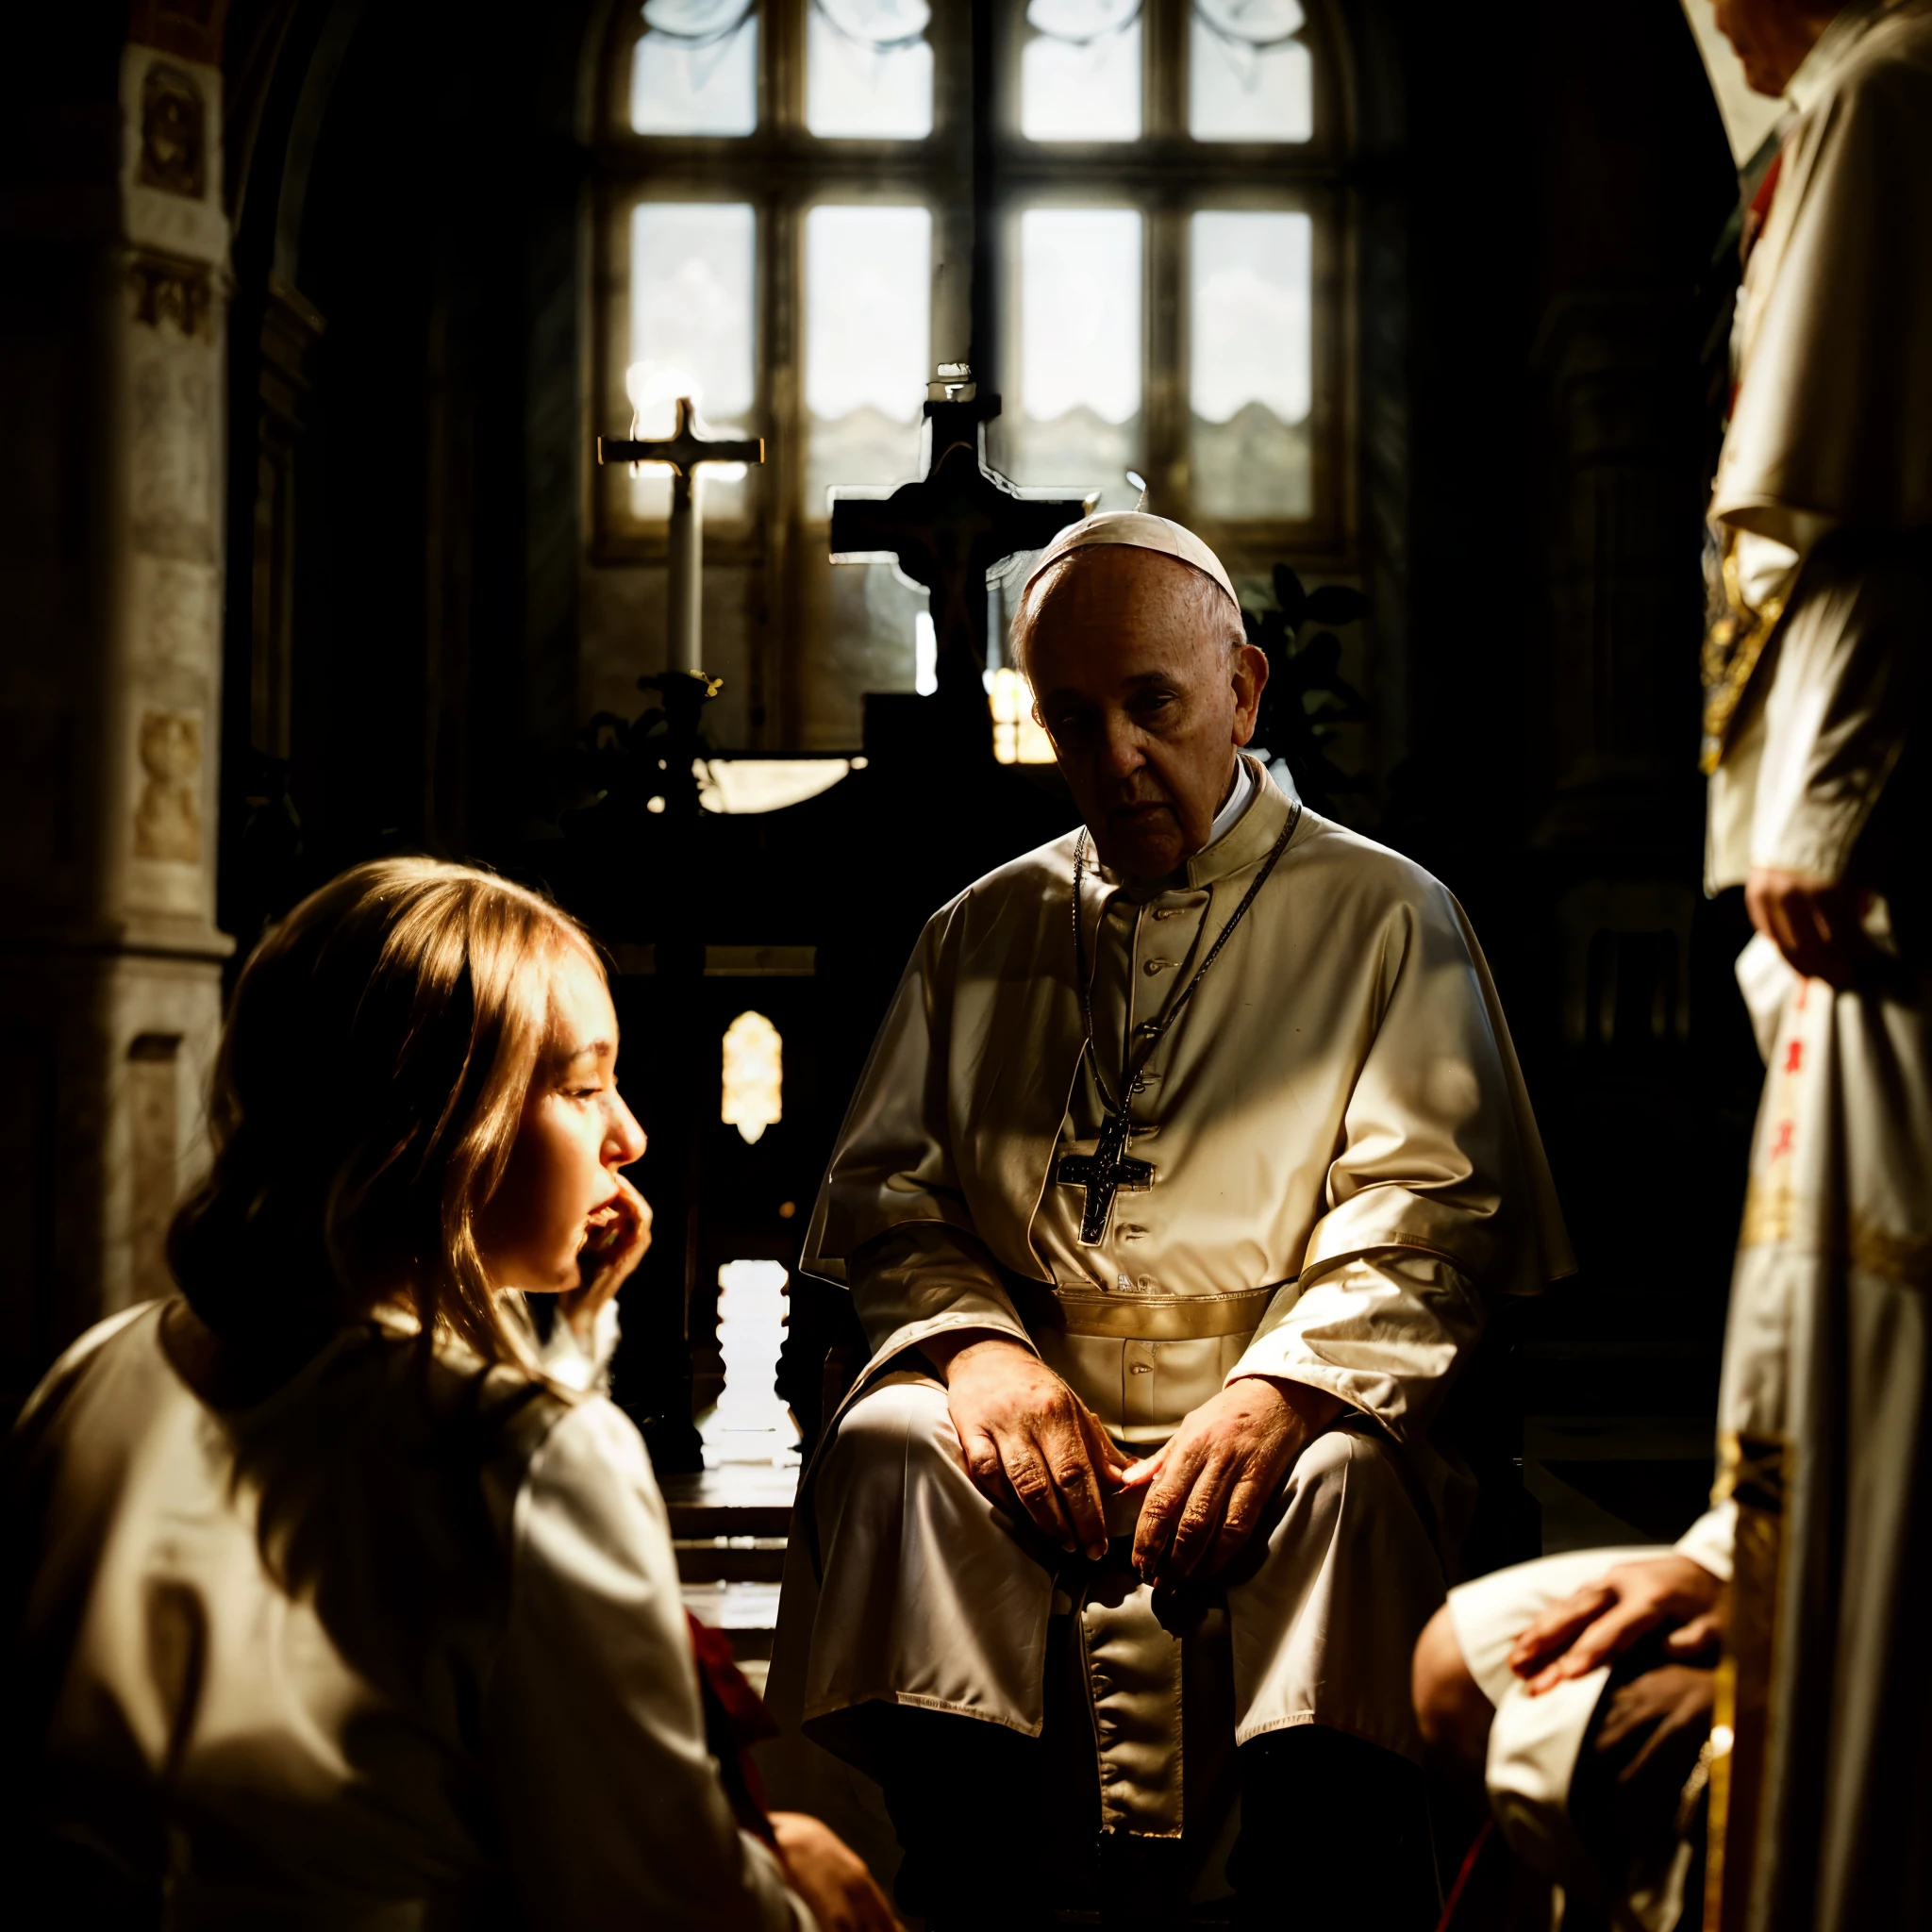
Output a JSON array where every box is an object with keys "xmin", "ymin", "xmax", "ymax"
[
  {"xmin": 767, "ymin": 761, "xmax": 1572, "ymax": 1779},
  {"xmin": 1686, "ymin": 8, "xmax": 1932, "ymax": 1924}
]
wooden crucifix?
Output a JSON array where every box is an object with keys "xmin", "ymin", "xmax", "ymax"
[
  {"xmin": 599, "ymin": 397, "xmax": 765, "ymax": 675},
  {"xmin": 830, "ymin": 370, "xmax": 1093, "ymax": 744}
]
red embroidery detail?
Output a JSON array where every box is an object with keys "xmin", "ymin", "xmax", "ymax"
[
  {"xmin": 1770, "ymin": 1120, "xmax": 1795, "ymax": 1160},
  {"xmin": 1742, "ymin": 150, "xmax": 1784, "ymax": 260},
  {"xmin": 1784, "ymin": 1041, "xmax": 1804, "ymax": 1074}
]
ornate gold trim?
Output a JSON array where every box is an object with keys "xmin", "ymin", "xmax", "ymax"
[
  {"xmin": 1705, "ymin": 1429, "xmax": 1789, "ymax": 1932},
  {"xmin": 1848, "ymin": 1216, "xmax": 1932, "ymax": 1289},
  {"xmin": 1700, "ymin": 541, "xmax": 1787, "ymax": 774},
  {"xmin": 1737, "ymin": 1191, "xmax": 1931, "ymax": 1286},
  {"xmin": 1736, "ymin": 1181, "xmax": 1797, "ymax": 1248}
]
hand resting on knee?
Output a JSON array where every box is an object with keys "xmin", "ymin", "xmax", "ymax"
[
  {"xmin": 1120, "ymin": 1375, "xmax": 1341, "ymax": 1586},
  {"xmin": 924, "ymin": 1337, "xmax": 1343, "ymax": 1583},
  {"xmin": 1507, "ymin": 1554, "xmax": 1724, "ymax": 1696},
  {"xmin": 924, "ymin": 1332, "xmax": 1130, "ymax": 1560}
]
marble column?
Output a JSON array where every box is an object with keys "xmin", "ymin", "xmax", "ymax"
[{"xmin": 0, "ymin": 38, "xmax": 235, "ymax": 1402}]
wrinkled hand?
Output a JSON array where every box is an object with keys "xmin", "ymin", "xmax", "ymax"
[
  {"xmin": 1509, "ymin": 1554, "xmax": 1724, "ymax": 1697},
  {"xmin": 769, "ymin": 1812, "xmax": 902, "ymax": 1932},
  {"xmin": 1745, "ymin": 866, "xmax": 1863, "ymax": 988},
  {"xmin": 558, "ymin": 1172, "xmax": 652, "ymax": 1343},
  {"xmin": 1122, "ymin": 1377, "xmax": 1341, "ymax": 1587},
  {"xmin": 930, "ymin": 1335, "xmax": 1130, "ymax": 1561}
]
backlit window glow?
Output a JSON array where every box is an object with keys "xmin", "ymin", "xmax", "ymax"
[
  {"xmin": 808, "ymin": 0, "xmax": 934, "ymax": 139},
  {"xmin": 1190, "ymin": 208, "xmax": 1313, "ymax": 519},
  {"xmin": 999, "ymin": 206, "xmax": 1143, "ymax": 513},
  {"xmin": 630, "ymin": 1, "xmax": 759, "ymax": 136},
  {"xmin": 804, "ymin": 204, "xmax": 932, "ymax": 509},
  {"xmin": 597, "ymin": 0, "xmax": 1342, "ymax": 743},
  {"xmin": 701, "ymin": 1259, "xmax": 800, "ymax": 1469},
  {"xmin": 1022, "ymin": 0, "xmax": 1142, "ymax": 142},
  {"xmin": 722, "ymin": 1010, "xmax": 783, "ymax": 1142},
  {"xmin": 988, "ymin": 667, "xmax": 1056, "ymax": 765},
  {"xmin": 628, "ymin": 202, "xmax": 757, "ymax": 520},
  {"xmin": 1190, "ymin": 0, "xmax": 1312, "ymax": 142}
]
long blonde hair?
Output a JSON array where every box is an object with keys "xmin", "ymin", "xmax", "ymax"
[{"xmin": 169, "ymin": 858, "xmax": 602, "ymax": 1372}]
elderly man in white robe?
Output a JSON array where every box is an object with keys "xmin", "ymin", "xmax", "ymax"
[
  {"xmin": 766, "ymin": 511, "xmax": 1572, "ymax": 1929},
  {"xmin": 1412, "ymin": 5, "xmax": 1932, "ymax": 1929}
]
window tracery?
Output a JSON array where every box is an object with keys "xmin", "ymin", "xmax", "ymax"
[{"xmin": 592, "ymin": 0, "xmax": 1350, "ymax": 749}]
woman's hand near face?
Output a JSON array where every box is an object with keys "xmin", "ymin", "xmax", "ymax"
[{"xmin": 557, "ymin": 1169, "xmax": 652, "ymax": 1342}]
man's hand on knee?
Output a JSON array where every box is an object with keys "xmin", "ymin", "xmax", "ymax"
[
  {"xmin": 927, "ymin": 1334, "xmax": 1128, "ymax": 1561},
  {"xmin": 1508, "ymin": 1555, "xmax": 1724, "ymax": 1696},
  {"xmin": 1122, "ymin": 1376, "xmax": 1341, "ymax": 1587}
]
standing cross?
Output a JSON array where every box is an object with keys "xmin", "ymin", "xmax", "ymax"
[
  {"xmin": 830, "ymin": 371, "xmax": 1093, "ymax": 737},
  {"xmin": 599, "ymin": 397, "xmax": 765, "ymax": 675},
  {"xmin": 1055, "ymin": 1108, "xmax": 1155, "ymax": 1247}
]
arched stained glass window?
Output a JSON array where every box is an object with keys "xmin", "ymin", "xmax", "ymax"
[
  {"xmin": 721, "ymin": 1008, "xmax": 783, "ymax": 1142},
  {"xmin": 593, "ymin": 1, "xmax": 1350, "ymax": 751}
]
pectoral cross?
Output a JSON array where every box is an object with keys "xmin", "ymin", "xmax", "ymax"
[
  {"xmin": 598, "ymin": 397, "xmax": 765, "ymax": 675},
  {"xmin": 830, "ymin": 369, "xmax": 1092, "ymax": 739},
  {"xmin": 1056, "ymin": 1109, "xmax": 1154, "ymax": 1248}
]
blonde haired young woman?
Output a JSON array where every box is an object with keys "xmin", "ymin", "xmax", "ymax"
[{"xmin": 1, "ymin": 859, "xmax": 895, "ymax": 1932}]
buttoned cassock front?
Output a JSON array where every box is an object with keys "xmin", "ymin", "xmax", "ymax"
[{"xmin": 768, "ymin": 764, "xmax": 1572, "ymax": 1769}]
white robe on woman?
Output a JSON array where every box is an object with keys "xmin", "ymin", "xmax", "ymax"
[{"xmin": 0, "ymin": 1299, "xmax": 807, "ymax": 1931}]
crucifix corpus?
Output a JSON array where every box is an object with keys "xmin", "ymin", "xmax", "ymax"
[
  {"xmin": 829, "ymin": 367, "xmax": 1093, "ymax": 739},
  {"xmin": 598, "ymin": 396, "xmax": 764, "ymax": 675}
]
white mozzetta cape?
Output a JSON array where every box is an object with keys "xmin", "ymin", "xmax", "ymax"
[{"xmin": 803, "ymin": 769, "xmax": 1573, "ymax": 1450}]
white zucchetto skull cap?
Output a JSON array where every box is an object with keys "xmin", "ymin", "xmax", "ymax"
[{"xmin": 1020, "ymin": 510, "xmax": 1240, "ymax": 612}]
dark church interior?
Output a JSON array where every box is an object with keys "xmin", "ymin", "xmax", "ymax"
[{"xmin": 11, "ymin": 2, "xmax": 1898, "ymax": 1926}]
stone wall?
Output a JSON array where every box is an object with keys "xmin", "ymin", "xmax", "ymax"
[{"xmin": 0, "ymin": 27, "xmax": 234, "ymax": 1406}]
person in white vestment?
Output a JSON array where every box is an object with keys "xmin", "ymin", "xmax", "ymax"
[
  {"xmin": 0, "ymin": 859, "xmax": 898, "ymax": 1932},
  {"xmin": 765, "ymin": 511, "xmax": 1573, "ymax": 1928},
  {"xmin": 1413, "ymin": 5, "xmax": 1932, "ymax": 1928}
]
